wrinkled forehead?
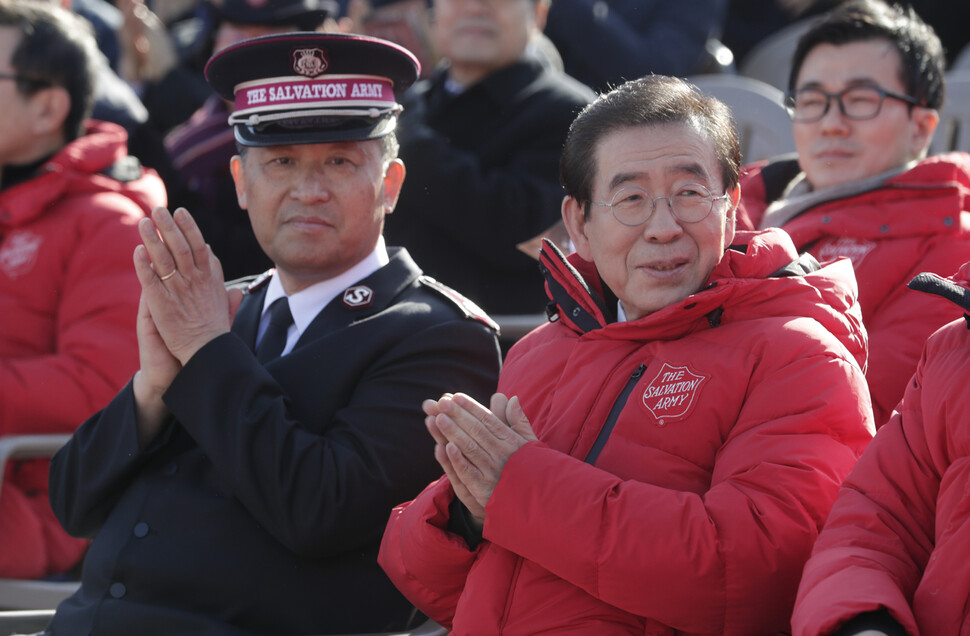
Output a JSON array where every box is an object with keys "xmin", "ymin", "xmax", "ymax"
[{"xmin": 592, "ymin": 122, "xmax": 722, "ymax": 193}]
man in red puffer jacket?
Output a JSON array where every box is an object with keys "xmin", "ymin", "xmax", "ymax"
[
  {"xmin": 380, "ymin": 75, "xmax": 874, "ymax": 635},
  {"xmin": 737, "ymin": 0, "xmax": 970, "ymax": 430},
  {"xmin": 793, "ymin": 261, "xmax": 970, "ymax": 636},
  {"xmin": 0, "ymin": 2, "xmax": 165, "ymax": 579}
]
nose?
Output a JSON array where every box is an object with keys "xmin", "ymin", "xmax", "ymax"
[
  {"xmin": 290, "ymin": 167, "xmax": 332, "ymax": 202},
  {"xmin": 642, "ymin": 199, "xmax": 683, "ymax": 243},
  {"xmin": 817, "ymin": 96, "xmax": 851, "ymax": 134},
  {"xmin": 463, "ymin": 0, "xmax": 491, "ymax": 14}
]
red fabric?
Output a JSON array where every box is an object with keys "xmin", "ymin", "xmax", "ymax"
[
  {"xmin": 738, "ymin": 153, "xmax": 970, "ymax": 428},
  {"xmin": 0, "ymin": 120, "xmax": 165, "ymax": 578},
  {"xmin": 381, "ymin": 228, "xmax": 874, "ymax": 635},
  {"xmin": 793, "ymin": 261, "xmax": 970, "ymax": 636}
]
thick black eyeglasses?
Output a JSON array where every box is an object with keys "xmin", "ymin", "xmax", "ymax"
[
  {"xmin": 0, "ymin": 72, "xmax": 51, "ymax": 87},
  {"xmin": 590, "ymin": 183, "xmax": 728, "ymax": 227},
  {"xmin": 784, "ymin": 85, "xmax": 920, "ymax": 123}
]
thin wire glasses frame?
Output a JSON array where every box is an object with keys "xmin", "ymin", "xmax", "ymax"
[
  {"xmin": 784, "ymin": 85, "xmax": 920, "ymax": 123},
  {"xmin": 590, "ymin": 183, "xmax": 730, "ymax": 227}
]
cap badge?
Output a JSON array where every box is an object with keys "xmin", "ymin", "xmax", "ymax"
[
  {"xmin": 292, "ymin": 48, "xmax": 329, "ymax": 78},
  {"xmin": 342, "ymin": 285, "xmax": 374, "ymax": 309},
  {"xmin": 245, "ymin": 0, "xmax": 269, "ymax": 7}
]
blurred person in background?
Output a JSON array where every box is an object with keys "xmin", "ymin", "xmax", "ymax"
[
  {"xmin": 737, "ymin": 0, "xmax": 970, "ymax": 429},
  {"xmin": 0, "ymin": 0, "xmax": 165, "ymax": 580},
  {"xmin": 383, "ymin": 0, "xmax": 594, "ymax": 318}
]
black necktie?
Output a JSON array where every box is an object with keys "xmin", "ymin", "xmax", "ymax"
[{"xmin": 256, "ymin": 297, "xmax": 293, "ymax": 363}]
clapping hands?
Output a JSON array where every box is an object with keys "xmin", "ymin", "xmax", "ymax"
[{"xmin": 423, "ymin": 392, "xmax": 537, "ymax": 529}]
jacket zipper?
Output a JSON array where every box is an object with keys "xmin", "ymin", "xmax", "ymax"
[
  {"xmin": 497, "ymin": 363, "xmax": 646, "ymax": 632},
  {"xmin": 584, "ymin": 363, "xmax": 646, "ymax": 465}
]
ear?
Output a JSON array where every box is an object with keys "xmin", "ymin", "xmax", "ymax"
[
  {"xmin": 724, "ymin": 184, "xmax": 740, "ymax": 245},
  {"xmin": 381, "ymin": 159, "xmax": 406, "ymax": 214},
  {"xmin": 910, "ymin": 106, "xmax": 939, "ymax": 157},
  {"xmin": 562, "ymin": 195, "xmax": 593, "ymax": 261},
  {"xmin": 29, "ymin": 86, "xmax": 71, "ymax": 138},
  {"xmin": 229, "ymin": 155, "xmax": 248, "ymax": 209},
  {"xmin": 533, "ymin": 0, "xmax": 550, "ymax": 31}
]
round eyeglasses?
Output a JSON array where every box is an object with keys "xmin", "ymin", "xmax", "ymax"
[
  {"xmin": 590, "ymin": 183, "xmax": 729, "ymax": 227},
  {"xmin": 784, "ymin": 86, "xmax": 920, "ymax": 123}
]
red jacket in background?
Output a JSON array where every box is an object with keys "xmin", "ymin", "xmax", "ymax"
[
  {"xmin": 738, "ymin": 153, "xmax": 970, "ymax": 428},
  {"xmin": 0, "ymin": 120, "xmax": 165, "ymax": 578},
  {"xmin": 793, "ymin": 261, "xmax": 970, "ymax": 636},
  {"xmin": 381, "ymin": 229, "xmax": 874, "ymax": 635}
]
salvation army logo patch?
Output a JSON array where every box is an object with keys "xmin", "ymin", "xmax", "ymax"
[
  {"xmin": 342, "ymin": 285, "xmax": 374, "ymax": 309},
  {"xmin": 817, "ymin": 237, "xmax": 876, "ymax": 269},
  {"xmin": 0, "ymin": 230, "xmax": 42, "ymax": 279},
  {"xmin": 641, "ymin": 362, "xmax": 708, "ymax": 426}
]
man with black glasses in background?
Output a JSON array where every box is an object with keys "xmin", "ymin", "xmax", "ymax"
[{"xmin": 738, "ymin": 0, "xmax": 970, "ymax": 429}]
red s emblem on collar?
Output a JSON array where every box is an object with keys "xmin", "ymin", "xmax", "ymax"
[{"xmin": 342, "ymin": 285, "xmax": 374, "ymax": 309}]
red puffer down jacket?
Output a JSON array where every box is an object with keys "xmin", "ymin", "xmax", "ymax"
[
  {"xmin": 793, "ymin": 261, "xmax": 970, "ymax": 636},
  {"xmin": 738, "ymin": 153, "xmax": 970, "ymax": 429},
  {"xmin": 0, "ymin": 120, "xmax": 165, "ymax": 578},
  {"xmin": 381, "ymin": 228, "xmax": 875, "ymax": 635}
]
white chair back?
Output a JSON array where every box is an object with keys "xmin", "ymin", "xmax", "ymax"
[{"xmin": 688, "ymin": 74, "xmax": 796, "ymax": 164}]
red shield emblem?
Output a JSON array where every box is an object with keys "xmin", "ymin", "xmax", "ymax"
[
  {"xmin": 0, "ymin": 230, "xmax": 42, "ymax": 279},
  {"xmin": 641, "ymin": 363, "xmax": 708, "ymax": 426},
  {"xmin": 342, "ymin": 285, "xmax": 374, "ymax": 309},
  {"xmin": 817, "ymin": 237, "xmax": 876, "ymax": 268}
]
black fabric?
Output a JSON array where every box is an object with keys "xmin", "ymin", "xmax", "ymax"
[
  {"xmin": 758, "ymin": 154, "xmax": 802, "ymax": 205},
  {"xmin": 446, "ymin": 496, "xmax": 484, "ymax": 550},
  {"xmin": 909, "ymin": 271, "xmax": 970, "ymax": 313},
  {"xmin": 1, "ymin": 155, "xmax": 49, "ymax": 191},
  {"xmin": 833, "ymin": 610, "xmax": 909, "ymax": 636},
  {"xmin": 770, "ymin": 252, "xmax": 822, "ymax": 278},
  {"xmin": 254, "ymin": 297, "xmax": 292, "ymax": 363},
  {"xmin": 383, "ymin": 56, "xmax": 595, "ymax": 315}
]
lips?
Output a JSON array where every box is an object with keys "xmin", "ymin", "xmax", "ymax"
[
  {"xmin": 284, "ymin": 214, "xmax": 334, "ymax": 230},
  {"xmin": 640, "ymin": 257, "xmax": 689, "ymax": 275},
  {"xmin": 814, "ymin": 147, "xmax": 855, "ymax": 160}
]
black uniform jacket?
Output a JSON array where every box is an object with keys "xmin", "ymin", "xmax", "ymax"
[
  {"xmin": 47, "ymin": 248, "xmax": 501, "ymax": 635},
  {"xmin": 383, "ymin": 56, "xmax": 595, "ymax": 316}
]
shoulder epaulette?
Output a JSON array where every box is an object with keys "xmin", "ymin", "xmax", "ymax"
[
  {"xmin": 418, "ymin": 276, "xmax": 500, "ymax": 332},
  {"xmin": 225, "ymin": 269, "xmax": 274, "ymax": 294}
]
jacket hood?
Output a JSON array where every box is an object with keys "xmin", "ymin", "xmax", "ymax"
[
  {"xmin": 538, "ymin": 227, "xmax": 868, "ymax": 370},
  {"xmin": 0, "ymin": 120, "xmax": 166, "ymax": 230}
]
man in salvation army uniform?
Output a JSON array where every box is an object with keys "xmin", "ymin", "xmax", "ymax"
[{"xmin": 44, "ymin": 32, "xmax": 501, "ymax": 636}]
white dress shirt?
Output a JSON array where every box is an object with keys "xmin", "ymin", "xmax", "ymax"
[{"xmin": 255, "ymin": 237, "xmax": 390, "ymax": 356}]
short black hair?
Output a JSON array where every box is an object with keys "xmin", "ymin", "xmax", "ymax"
[
  {"xmin": 0, "ymin": 1, "xmax": 98, "ymax": 142},
  {"xmin": 560, "ymin": 75, "xmax": 740, "ymax": 219},
  {"xmin": 789, "ymin": 0, "xmax": 945, "ymax": 110}
]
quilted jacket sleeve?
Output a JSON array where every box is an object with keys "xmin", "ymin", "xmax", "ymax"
[
  {"xmin": 792, "ymin": 323, "xmax": 967, "ymax": 636},
  {"xmin": 379, "ymin": 476, "xmax": 480, "ymax": 628}
]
